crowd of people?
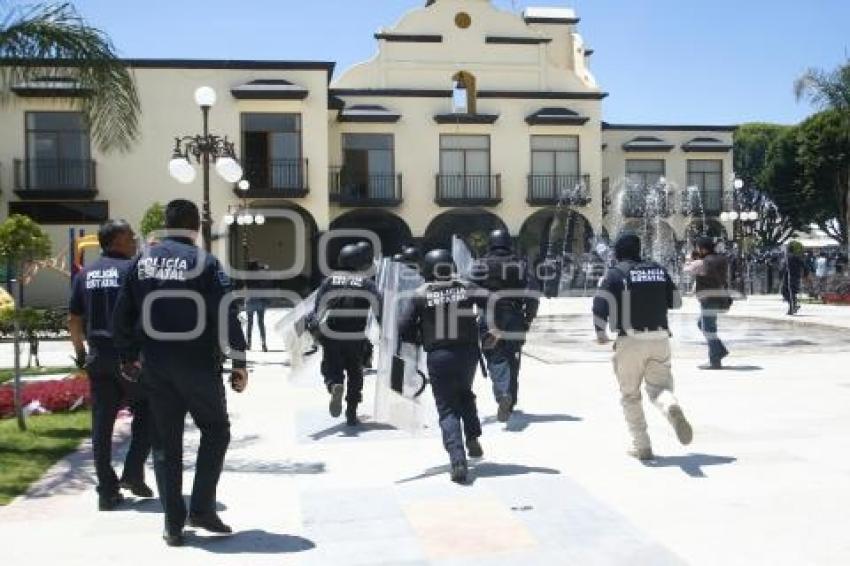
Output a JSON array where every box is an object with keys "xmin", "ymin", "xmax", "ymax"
[{"xmin": 68, "ymin": 199, "xmax": 741, "ymax": 546}]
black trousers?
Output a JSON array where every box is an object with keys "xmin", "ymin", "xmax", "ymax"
[
  {"xmin": 320, "ymin": 339, "xmax": 366, "ymax": 405},
  {"xmin": 144, "ymin": 364, "xmax": 230, "ymax": 533},
  {"xmin": 246, "ymin": 307, "xmax": 267, "ymax": 347},
  {"xmin": 427, "ymin": 346, "xmax": 482, "ymax": 465},
  {"xmin": 88, "ymin": 361, "xmax": 151, "ymax": 497}
]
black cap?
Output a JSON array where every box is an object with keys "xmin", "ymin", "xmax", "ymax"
[
  {"xmin": 614, "ymin": 232, "xmax": 641, "ymax": 262},
  {"xmin": 423, "ymin": 249, "xmax": 454, "ymax": 281}
]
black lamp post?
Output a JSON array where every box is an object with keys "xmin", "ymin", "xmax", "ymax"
[{"xmin": 168, "ymin": 86, "xmax": 243, "ymax": 252}]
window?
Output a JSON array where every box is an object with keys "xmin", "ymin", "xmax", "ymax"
[
  {"xmin": 25, "ymin": 112, "xmax": 91, "ymax": 190},
  {"xmin": 530, "ymin": 136, "xmax": 580, "ymax": 200},
  {"xmin": 625, "ymin": 159, "xmax": 665, "ymax": 189},
  {"xmin": 439, "ymin": 135, "xmax": 491, "ymax": 199},
  {"xmin": 687, "ymin": 160, "xmax": 723, "ymax": 214},
  {"xmin": 341, "ymin": 134, "xmax": 395, "ymax": 199},
  {"xmin": 241, "ymin": 113, "xmax": 302, "ymax": 190}
]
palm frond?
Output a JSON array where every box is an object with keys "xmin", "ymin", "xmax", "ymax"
[
  {"xmin": 794, "ymin": 61, "xmax": 850, "ymax": 111},
  {"xmin": 0, "ymin": 2, "xmax": 141, "ymax": 152}
]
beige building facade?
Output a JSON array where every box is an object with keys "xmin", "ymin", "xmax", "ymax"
[{"xmin": 0, "ymin": 0, "xmax": 735, "ymax": 305}]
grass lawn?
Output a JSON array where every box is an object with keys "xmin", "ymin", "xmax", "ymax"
[
  {"xmin": 0, "ymin": 366, "xmax": 79, "ymax": 385},
  {"xmin": 0, "ymin": 410, "xmax": 91, "ymax": 505}
]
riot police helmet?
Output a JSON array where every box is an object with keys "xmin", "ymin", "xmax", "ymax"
[
  {"xmin": 337, "ymin": 244, "xmax": 361, "ymax": 271},
  {"xmin": 354, "ymin": 241, "xmax": 374, "ymax": 270},
  {"xmin": 401, "ymin": 245, "xmax": 421, "ymax": 266},
  {"xmin": 488, "ymin": 229, "xmax": 513, "ymax": 252},
  {"xmin": 423, "ymin": 249, "xmax": 455, "ymax": 282}
]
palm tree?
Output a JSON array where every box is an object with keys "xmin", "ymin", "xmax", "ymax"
[
  {"xmin": 794, "ymin": 59, "xmax": 850, "ymax": 111},
  {"xmin": 0, "ymin": 2, "xmax": 140, "ymax": 152}
]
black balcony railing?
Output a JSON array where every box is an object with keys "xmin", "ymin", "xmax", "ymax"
[
  {"xmin": 241, "ymin": 158, "xmax": 308, "ymax": 197},
  {"xmin": 329, "ymin": 167, "xmax": 403, "ymax": 206},
  {"xmin": 527, "ymin": 174, "xmax": 591, "ymax": 206},
  {"xmin": 435, "ymin": 174, "xmax": 501, "ymax": 206},
  {"xmin": 621, "ymin": 187, "xmax": 672, "ymax": 218},
  {"xmin": 680, "ymin": 189, "xmax": 723, "ymax": 216},
  {"xmin": 14, "ymin": 159, "xmax": 97, "ymax": 197}
]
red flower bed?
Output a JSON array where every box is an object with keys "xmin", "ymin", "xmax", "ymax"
[{"xmin": 0, "ymin": 375, "xmax": 91, "ymax": 418}]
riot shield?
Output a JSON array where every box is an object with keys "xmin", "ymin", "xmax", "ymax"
[
  {"xmin": 372, "ymin": 257, "xmax": 432, "ymax": 434},
  {"xmin": 452, "ymin": 235, "xmax": 475, "ymax": 279}
]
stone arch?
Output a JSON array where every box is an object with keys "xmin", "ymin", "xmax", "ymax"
[
  {"xmin": 329, "ymin": 209, "xmax": 413, "ymax": 262},
  {"xmin": 231, "ymin": 201, "xmax": 318, "ymax": 297},
  {"xmin": 452, "ymin": 70, "xmax": 477, "ymax": 114},
  {"xmin": 518, "ymin": 208, "xmax": 596, "ymax": 265},
  {"xmin": 620, "ymin": 218, "xmax": 680, "ymax": 265},
  {"xmin": 422, "ymin": 208, "xmax": 508, "ymax": 256}
]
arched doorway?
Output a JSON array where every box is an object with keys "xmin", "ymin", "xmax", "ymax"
[
  {"xmin": 519, "ymin": 209, "xmax": 597, "ymax": 293},
  {"xmin": 519, "ymin": 209, "xmax": 596, "ymax": 265},
  {"xmin": 329, "ymin": 209, "xmax": 413, "ymax": 262},
  {"xmin": 422, "ymin": 208, "xmax": 508, "ymax": 256},
  {"xmin": 231, "ymin": 202, "xmax": 318, "ymax": 297}
]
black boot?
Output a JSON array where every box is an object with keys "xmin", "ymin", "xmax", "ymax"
[
  {"xmin": 120, "ymin": 479, "xmax": 154, "ymax": 498},
  {"xmin": 329, "ymin": 384, "xmax": 344, "ymax": 418},
  {"xmin": 466, "ymin": 436, "xmax": 483, "ymax": 458},
  {"xmin": 97, "ymin": 491, "xmax": 124, "ymax": 511},
  {"xmin": 188, "ymin": 512, "xmax": 233, "ymax": 534},
  {"xmin": 450, "ymin": 461, "xmax": 468, "ymax": 484},
  {"xmin": 345, "ymin": 404, "xmax": 360, "ymax": 427}
]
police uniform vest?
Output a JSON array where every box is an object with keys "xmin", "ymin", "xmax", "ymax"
[
  {"xmin": 319, "ymin": 273, "xmax": 376, "ymax": 334},
  {"xmin": 414, "ymin": 279, "xmax": 481, "ymax": 352},
  {"xmin": 69, "ymin": 253, "xmax": 133, "ymax": 355},
  {"xmin": 613, "ymin": 260, "xmax": 672, "ymax": 335}
]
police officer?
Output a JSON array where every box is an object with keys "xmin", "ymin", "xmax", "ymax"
[
  {"xmin": 399, "ymin": 249, "xmax": 485, "ymax": 483},
  {"xmin": 113, "ymin": 199, "xmax": 248, "ymax": 547},
  {"xmin": 68, "ymin": 220, "xmax": 153, "ymax": 511},
  {"xmin": 592, "ymin": 233, "xmax": 693, "ymax": 461},
  {"xmin": 476, "ymin": 229, "xmax": 539, "ymax": 421},
  {"xmin": 309, "ymin": 243, "xmax": 381, "ymax": 426}
]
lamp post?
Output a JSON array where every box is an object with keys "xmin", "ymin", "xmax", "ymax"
[{"xmin": 168, "ymin": 86, "xmax": 243, "ymax": 252}]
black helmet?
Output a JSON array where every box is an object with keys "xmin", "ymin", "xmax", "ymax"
[
  {"xmin": 354, "ymin": 241, "xmax": 373, "ymax": 270},
  {"xmin": 488, "ymin": 229, "xmax": 512, "ymax": 252},
  {"xmin": 401, "ymin": 245, "xmax": 421, "ymax": 266},
  {"xmin": 392, "ymin": 253, "xmax": 404, "ymax": 262},
  {"xmin": 337, "ymin": 244, "xmax": 361, "ymax": 271},
  {"xmin": 423, "ymin": 249, "xmax": 455, "ymax": 281}
]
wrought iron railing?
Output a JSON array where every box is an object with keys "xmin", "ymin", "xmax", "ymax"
[
  {"xmin": 14, "ymin": 159, "xmax": 96, "ymax": 192},
  {"xmin": 527, "ymin": 174, "xmax": 591, "ymax": 205},
  {"xmin": 329, "ymin": 167, "xmax": 403, "ymax": 205},
  {"xmin": 241, "ymin": 158, "xmax": 308, "ymax": 195},
  {"xmin": 435, "ymin": 174, "xmax": 501, "ymax": 205}
]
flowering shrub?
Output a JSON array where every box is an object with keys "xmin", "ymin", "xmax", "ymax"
[{"xmin": 0, "ymin": 375, "xmax": 90, "ymax": 418}]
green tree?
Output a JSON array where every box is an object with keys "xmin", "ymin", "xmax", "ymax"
[
  {"xmin": 0, "ymin": 2, "xmax": 140, "ymax": 152},
  {"xmin": 734, "ymin": 123, "xmax": 796, "ymax": 248},
  {"xmin": 796, "ymin": 109, "xmax": 850, "ymax": 245},
  {"xmin": 0, "ymin": 215, "xmax": 52, "ymax": 431},
  {"xmin": 139, "ymin": 202, "xmax": 166, "ymax": 239}
]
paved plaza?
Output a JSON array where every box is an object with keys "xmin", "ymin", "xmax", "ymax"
[{"xmin": 1, "ymin": 296, "xmax": 849, "ymax": 565}]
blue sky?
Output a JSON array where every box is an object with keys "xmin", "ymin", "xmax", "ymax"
[{"xmin": 70, "ymin": 0, "xmax": 849, "ymax": 125}]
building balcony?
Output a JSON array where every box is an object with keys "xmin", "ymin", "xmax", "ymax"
[
  {"xmin": 680, "ymin": 189, "xmax": 723, "ymax": 217},
  {"xmin": 620, "ymin": 187, "xmax": 672, "ymax": 218},
  {"xmin": 329, "ymin": 167, "xmax": 403, "ymax": 207},
  {"xmin": 527, "ymin": 174, "xmax": 591, "ymax": 206},
  {"xmin": 435, "ymin": 174, "xmax": 501, "ymax": 206},
  {"xmin": 14, "ymin": 158, "xmax": 97, "ymax": 199},
  {"xmin": 238, "ymin": 158, "xmax": 309, "ymax": 198}
]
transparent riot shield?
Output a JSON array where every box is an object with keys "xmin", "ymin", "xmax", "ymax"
[
  {"xmin": 372, "ymin": 258, "xmax": 432, "ymax": 434},
  {"xmin": 452, "ymin": 235, "xmax": 475, "ymax": 279},
  {"xmin": 276, "ymin": 291, "xmax": 318, "ymax": 376}
]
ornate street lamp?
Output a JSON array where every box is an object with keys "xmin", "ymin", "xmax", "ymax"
[
  {"xmin": 168, "ymin": 86, "xmax": 243, "ymax": 252},
  {"xmin": 224, "ymin": 180, "xmax": 265, "ymax": 268}
]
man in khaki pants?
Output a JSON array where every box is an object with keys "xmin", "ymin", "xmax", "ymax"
[{"xmin": 592, "ymin": 233, "xmax": 693, "ymax": 461}]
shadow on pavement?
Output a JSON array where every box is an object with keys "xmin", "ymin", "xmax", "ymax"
[
  {"xmin": 645, "ymin": 453, "xmax": 737, "ymax": 478},
  {"xmin": 125, "ymin": 498, "xmax": 227, "ymax": 513},
  {"xmin": 309, "ymin": 420, "xmax": 397, "ymax": 442},
  {"xmin": 482, "ymin": 410, "xmax": 583, "ymax": 432},
  {"xmin": 190, "ymin": 529, "xmax": 316, "ymax": 554},
  {"xmin": 397, "ymin": 461, "xmax": 560, "ymax": 484}
]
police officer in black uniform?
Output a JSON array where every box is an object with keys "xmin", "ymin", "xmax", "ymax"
[
  {"xmin": 592, "ymin": 232, "xmax": 692, "ymax": 461},
  {"xmin": 309, "ymin": 243, "xmax": 381, "ymax": 426},
  {"xmin": 69, "ymin": 220, "xmax": 153, "ymax": 511},
  {"xmin": 113, "ymin": 200, "xmax": 248, "ymax": 546},
  {"xmin": 400, "ymin": 249, "xmax": 486, "ymax": 483},
  {"xmin": 476, "ymin": 229, "xmax": 539, "ymax": 421}
]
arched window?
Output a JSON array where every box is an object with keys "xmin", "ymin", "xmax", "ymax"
[{"xmin": 451, "ymin": 71, "xmax": 477, "ymax": 114}]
